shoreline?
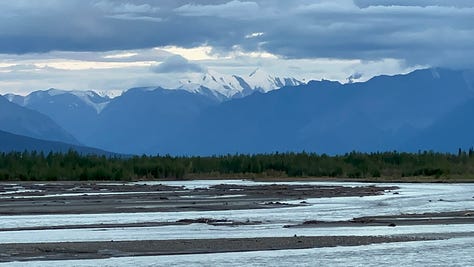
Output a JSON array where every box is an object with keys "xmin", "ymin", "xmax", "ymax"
[{"xmin": 2, "ymin": 175, "xmax": 474, "ymax": 184}]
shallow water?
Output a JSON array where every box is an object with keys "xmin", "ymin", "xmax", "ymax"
[
  {"xmin": 1, "ymin": 223, "xmax": 473, "ymax": 244},
  {"xmin": 1, "ymin": 181, "xmax": 473, "ymax": 265},
  {"xmin": 1, "ymin": 182, "xmax": 472, "ymax": 229},
  {"xmin": 3, "ymin": 237, "xmax": 474, "ymax": 267}
]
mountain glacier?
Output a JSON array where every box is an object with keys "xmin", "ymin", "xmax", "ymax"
[{"xmin": 178, "ymin": 69, "xmax": 302, "ymax": 100}]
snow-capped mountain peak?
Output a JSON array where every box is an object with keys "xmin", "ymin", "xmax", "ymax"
[
  {"xmin": 95, "ymin": 90, "xmax": 123, "ymax": 99},
  {"xmin": 45, "ymin": 89, "xmax": 111, "ymax": 113},
  {"xmin": 177, "ymin": 69, "xmax": 303, "ymax": 100},
  {"xmin": 178, "ymin": 70, "xmax": 247, "ymax": 99},
  {"xmin": 247, "ymin": 69, "xmax": 302, "ymax": 92},
  {"xmin": 247, "ymin": 68, "xmax": 273, "ymax": 91},
  {"xmin": 7, "ymin": 89, "xmax": 111, "ymax": 114},
  {"xmin": 3, "ymin": 70, "xmax": 303, "ymax": 110}
]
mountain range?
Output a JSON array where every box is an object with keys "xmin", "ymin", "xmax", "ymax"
[
  {"xmin": 5, "ymin": 89, "xmax": 111, "ymax": 145},
  {"xmin": 176, "ymin": 69, "xmax": 303, "ymax": 100},
  {"xmin": 0, "ymin": 94, "xmax": 79, "ymax": 145},
  {"xmin": 0, "ymin": 130, "xmax": 112, "ymax": 155},
  {"xmin": 2, "ymin": 68, "xmax": 474, "ymax": 155}
]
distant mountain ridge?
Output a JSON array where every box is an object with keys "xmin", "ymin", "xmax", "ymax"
[
  {"xmin": 181, "ymin": 68, "xmax": 474, "ymax": 155},
  {"xmin": 85, "ymin": 87, "xmax": 218, "ymax": 154},
  {"xmin": 0, "ymin": 95, "xmax": 79, "ymax": 145},
  {"xmin": 5, "ymin": 69, "xmax": 302, "ymax": 115},
  {"xmin": 5, "ymin": 89, "xmax": 112, "ymax": 114},
  {"xmin": 3, "ymin": 69, "xmax": 303, "ymax": 149},
  {"xmin": 3, "ymin": 68, "xmax": 474, "ymax": 155},
  {"xmin": 0, "ymin": 130, "xmax": 113, "ymax": 155},
  {"xmin": 4, "ymin": 89, "xmax": 111, "ymax": 145},
  {"xmin": 177, "ymin": 69, "xmax": 303, "ymax": 100}
]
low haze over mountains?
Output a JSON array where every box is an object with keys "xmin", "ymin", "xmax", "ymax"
[{"xmin": 2, "ymin": 68, "xmax": 474, "ymax": 155}]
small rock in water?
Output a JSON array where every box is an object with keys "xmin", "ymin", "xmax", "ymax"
[{"xmin": 388, "ymin": 223, "xmax": 396, "ymax": 227}]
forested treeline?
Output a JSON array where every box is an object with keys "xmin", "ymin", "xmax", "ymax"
[{"xmin": 1, "ymin": 150, "xmax": 474, "ymax": 181}]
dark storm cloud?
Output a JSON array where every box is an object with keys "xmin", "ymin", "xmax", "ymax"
[
  {"xmin": 0, "ymin": 0, "xmax": 473, "ymax": 68},
  {"xmin": 346, "ymin": 72, "xmax": 363, "ymax": 83},
  {"xmin": 174, "ymin": 0, "xmax": 260, "ymax": 18},
  {"xmin": 151, "ymin": 55, "xmax": 205, "ymax": 73}
]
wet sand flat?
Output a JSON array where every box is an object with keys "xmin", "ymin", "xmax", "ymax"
[
  {"xmin": 0, "ymin": 182, "xmax": 396, "ymax": 215},
  {"xmin": 0, "ymin": 235, "xmax": 438, "ymax": 262},
  {"xmin": 284, "ymin": 210, "xmax": 474, "ymax": 228},
  {"xmin": 1, "ymin": 181, "xmax": 472, "ymax": 263}
]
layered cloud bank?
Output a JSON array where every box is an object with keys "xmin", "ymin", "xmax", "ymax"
[{"xmin": 0, "ymin": 1, "xmax": 471, "ymax": 94}]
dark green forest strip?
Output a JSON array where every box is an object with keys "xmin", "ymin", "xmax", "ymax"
[{"xmin": 1, "ymin": 150, "xmax": 474, "ymax": 181}]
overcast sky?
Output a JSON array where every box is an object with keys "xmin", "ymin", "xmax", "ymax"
[{"xmin": 1, "ymin": 0, "xmax": 473, "ymax": 95}]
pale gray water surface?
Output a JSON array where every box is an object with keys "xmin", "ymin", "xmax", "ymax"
[
  {"xmin": 0, "ymin": 181, "xmax": 473, "ymax": 265},
  {"xmin": 1, "ymin": 182, "xmax": 472, "ymax": 230},
  {"xmin": 2, "ymin": 237, "xmax": 474, "ymax": 267},
  {"xmin": 1, "ymin": 223, "xmax": 473, "ymax": 244}
]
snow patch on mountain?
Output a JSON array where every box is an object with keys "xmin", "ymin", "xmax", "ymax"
[
  {"xmin": 95, "ymin": 90, "xmax": 123, "ymax": 99},
  {"xmin": 177, "ymin": 69, "xmax": 303, "ymax": 99},
  {"xmin": 3, "ymin": 69, "xmax": 304, "ymax": 109},
  {"xmin": 44, "ymin": 89, "xmax": 111, "ymax": 113},
  {"xmin": 7, "ymin": 89, "xmax": 111, "ymax": 114},
  {"xmin": 247, "ymin": 68, "xmax": 302, "ymax": 92},
  {"xmin": 178, "ymin": 70, "xmax": 246, "ymax": 99}
]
